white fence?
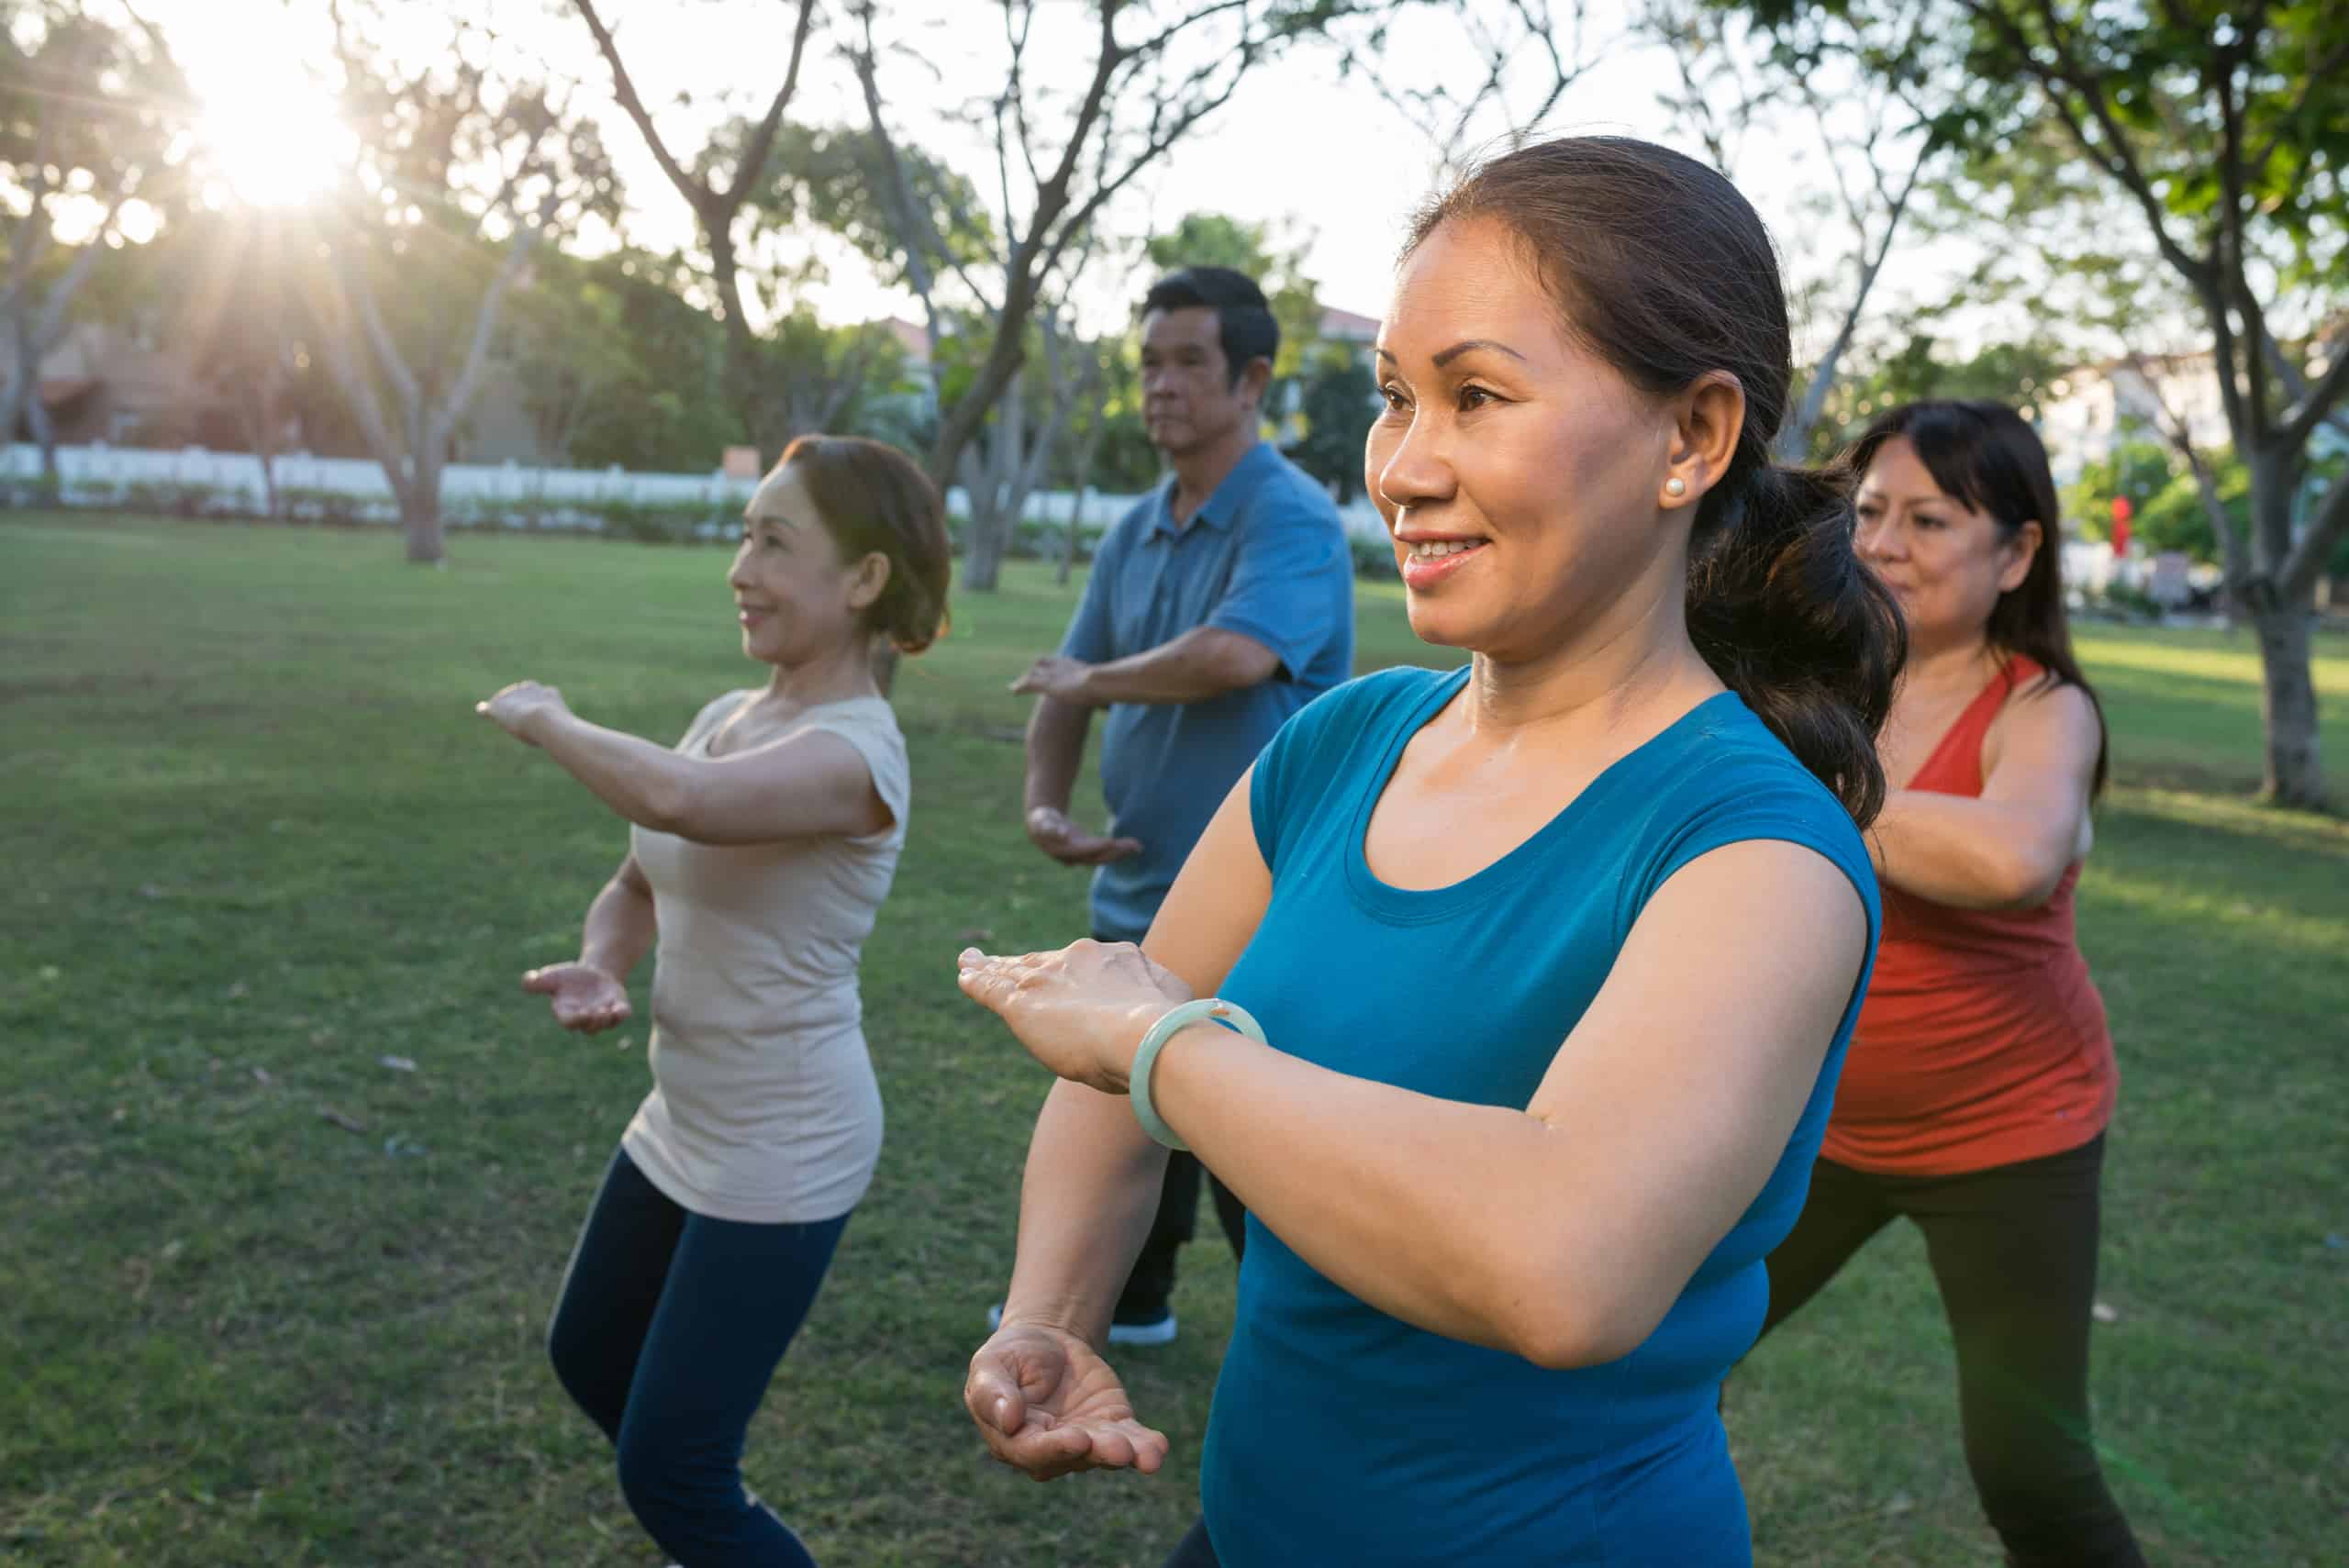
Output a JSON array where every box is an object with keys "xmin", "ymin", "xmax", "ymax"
[{"xmin": 0, "ymin": 440, "xmax": 1395, "ymax": 543}]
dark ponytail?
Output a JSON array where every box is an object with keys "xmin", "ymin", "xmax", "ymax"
[
  {"xmin": 1687, "ymin": 466, "xmax": 1905, "ymax": 824},
  {"xmin": 1406, "ymin": 136, "xmax": 1904, "ymax": 826}
]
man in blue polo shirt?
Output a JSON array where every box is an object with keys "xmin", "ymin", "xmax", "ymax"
[{"xmin": 1003, "ymin": 265, "xmax": 1355, "ymax": 1345}]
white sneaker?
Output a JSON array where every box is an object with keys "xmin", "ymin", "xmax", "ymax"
[
  {"xmin": 1106, "ymin": 1309, "xmax": 1178, "ymax": 1347},
  {"xmin": 983, "ymin": 1302, "xmax": 1180, "ymax": 1346}
]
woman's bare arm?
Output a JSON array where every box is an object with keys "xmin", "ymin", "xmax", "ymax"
[
  {"xmin": 1867, "ymin": 682, "xmax": 2100, "ymax": 909},
  {"xmin": 996, "ymin": 773, "xmax": 1272, "ymax": 1340}
]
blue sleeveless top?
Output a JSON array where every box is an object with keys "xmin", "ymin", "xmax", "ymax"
[{"xmin": 1201, "ymin": 665, "xmax": 1880, "ymax": 1566}]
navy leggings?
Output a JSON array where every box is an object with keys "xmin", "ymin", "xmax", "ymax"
[{"xmin": 548, "ymin": 1149, "xmax": 849, "ymax": 1567}]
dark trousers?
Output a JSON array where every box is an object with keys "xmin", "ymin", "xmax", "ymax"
[
  {"xmin": 547, "ymin": 1149, "xmax": 850, "ymax": 1568},
  {"xmin": 1116, "ymin": 1148, "xmax": 1249, "ymax": 1320},
  {"xmin": 1754, "ymin": 1134, "xmax": 2144, "ymax": 1568},
  {"xmin": 1163, "ymin": 1518, "xmax": 1221, "ymax": 1567}
]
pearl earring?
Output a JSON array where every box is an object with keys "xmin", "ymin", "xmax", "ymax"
[{"xmin": 1664, "ymin": 477, "xmax": 1687, "ymax": 498}]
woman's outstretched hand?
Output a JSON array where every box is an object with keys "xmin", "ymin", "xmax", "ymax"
[
  {"xmin": 964, "ymin": 1319, "xmax": 1169, "ymax": 1482},
  {"xmin": 955, "ymin": 940, "xmax": 1193, "ymax": 1094},
  {"xmin": 475, "ymin": 681, "xmax": 573, "ymax": 746},
  {"xmin": 522, "ymin": 962, "xmax": 631, "ymax": 1033}
]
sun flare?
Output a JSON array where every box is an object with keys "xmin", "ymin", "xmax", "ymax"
[{"xmin": 190, "ymin": 55, "xmax": 351, "ymax": 209}]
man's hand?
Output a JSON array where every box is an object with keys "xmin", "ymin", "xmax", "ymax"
[
  {"xmin": 1026, "ymin": 806, "xmax": 1142, "ymax": 867},
  {"xmin": 1011, "ymin": 657, "xmax": 1097, "ymax": 706}
]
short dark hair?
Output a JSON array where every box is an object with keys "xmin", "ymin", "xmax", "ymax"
[
  {"xmin": 1141, "ymin": 266, "xmax": 1278, "ymax": 387},
  {"xmin": 775, "ymin": 434, "xmax": 952, "ymax": 655}
]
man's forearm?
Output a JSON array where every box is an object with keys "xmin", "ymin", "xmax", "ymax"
[
  {"xmin": 1076, "ymin": 628, "xmax": 1277, "ymax": 706},
  {"xmin": 1025, "ymin": 696, "xmax": 1092, "ymax": 814}
]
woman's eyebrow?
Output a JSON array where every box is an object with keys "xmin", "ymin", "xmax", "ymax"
[
  {"xmin": 1433, "ymin": 339, "xmax": 1527, "ymax": 367},
  {"xmin": 1375, "ymin": 339, "xmax": 1529, "ymax": 368}
]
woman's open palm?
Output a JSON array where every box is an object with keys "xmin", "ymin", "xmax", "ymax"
[
  {"xmin": 522, "ymin": 962, "xmax": 631, "ymax": 1033},
  {"xmin": 964, "ymin": 1321, "xmax": 1169, "ymax": 1482}
]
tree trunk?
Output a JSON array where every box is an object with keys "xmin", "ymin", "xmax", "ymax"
[
  {"xmin": 965, "ymin": 491, "xmax": 1011, "ymax": 592},
  {"xmin": 2249, "ymin": 594, "xmax": 2325, "ymax": 807},
  {"xmin": 0, "ymin": 356, "xmax": 29, "ymax": 459},
  {"xmin": 960, "ymin": 386, "xmax": 1027, "ymax": 593},
  {"xmin": 234, "ymin": 367, "xmax": 285, "ymax": 520},
  {"xmin": 402, "ymin": 452, "xmax": 446, "ymax": 564},
  {"xmin": 1059, "ymin": 480, "xmax": 1086, "ymax": 586},
  {"xmin": 1058, "ymin": 415, "xmax": 1105, "ymax": 587},
  {"xmin": 710, "ymin": 231, "xmax": 774, "ymax": 458},
  {"xmin": 28, "ymin": 388, "xmax": 58, "ymax": 484}
]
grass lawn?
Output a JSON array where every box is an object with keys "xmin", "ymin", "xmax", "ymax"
[{"xmin": 3, "ymin": 514, "xmax": 2344, "ymax": 1567}]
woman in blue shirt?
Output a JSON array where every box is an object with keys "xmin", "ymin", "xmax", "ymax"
[{"xmin": 954, "ymin": 136, "xmax": 1904, "ymax": 1566}]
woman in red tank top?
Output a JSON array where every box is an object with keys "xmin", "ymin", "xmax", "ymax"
[{"xmin": 1746, "ymin": 402, "xmax": 2143, "ymax": 1565}]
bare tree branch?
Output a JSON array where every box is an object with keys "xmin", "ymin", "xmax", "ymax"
[
  {"xmin": 325, "ymin": 228, "xmax": 426, "ymax": 429},
  {"xmin": 2208, "ymin": 24, "xmax": 2273, "ymax": 446},
  {"xmin": 2, "ymin": 97, "xmax": 62, "ymax": 312},
  {"xmin": 430, "ymin": 192, "xmax": 558, "ymax": 451},
  {"xmin": 2267, "ymin": 330, "xmax": 2349, "ymax": 447},
  {"xmin": 2250, "ymin": 34, "xmax": 2349, "ymax": 174},
  {"xmin": 575, "ymin": 0, "xmax": 825, "ymax": 450},
  {"xmin": 295, "ymin": 261, "xmax": 420, "ymax": 508},
  {"xmin": 2274, "ymin": 347, "xmax": 2349, "ymax": 452},
  {"xmin": 1962, "ymin": 0, "xmax": 2212, "ymax": 294},
  {"xmin": 1776, "ymin": 133, "xmax": 1933, "ymax": 460},
  {"xmin": 571, "ymin": 0, "xmax": 706, "ymax": 211},
  {"xmin": 2281, "ymin": 463, "xmax": 2349, "ymax": 603},
  {"xmin": 1649, "ymin": 1, "xmax": 1755, "ymax": 172},
  {"xmin": 807, "ymin": 322, "xmax": 888, "ymax": 432},
  {"xmin": 2127, "ymin": 350, "xmax": 2256, "ymax": 596},
  {"xmin": 846, "ymin": 9, "xmax": 956, "ymax": 335},
  {"xmin": 919, "ymin": 0, "xmax": 1132, "ymax": 480},
  {"xmin": 1002, "ymin": 0, "xmax": 1046, "ymax": 202},
  {"xmin": 719, "ymin": 0, "xmax": 821, "ymax": 206}
]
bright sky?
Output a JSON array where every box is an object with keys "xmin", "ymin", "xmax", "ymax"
[{"xmin": 147, "ymin": 0, "xmax": 1987, "ymax": 359}]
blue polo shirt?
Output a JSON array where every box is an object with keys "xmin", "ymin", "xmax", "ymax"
[{"xmin": 1061, "ymin": 441, "xmax": 1354, "ymax": 941}]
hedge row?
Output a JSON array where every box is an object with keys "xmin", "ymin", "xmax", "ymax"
[{"xmin": 4, "ymin": 473, "xmax": 1417, "ymax": 579}]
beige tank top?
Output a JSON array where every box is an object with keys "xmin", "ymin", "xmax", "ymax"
[{"xmin": 620, "ymin": 690, "xmax": 909, "ymax": 1223}]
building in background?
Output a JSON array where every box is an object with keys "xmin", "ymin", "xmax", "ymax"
[
  {"xmin": 7, "ymin": 320, "xmax": 206, "ymax": 449},
  {"xmin": 2036, "ymin": 351, "xmax": 2231, "ymax": 485}
]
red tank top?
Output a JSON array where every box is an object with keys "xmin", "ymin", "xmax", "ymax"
[{"xmin": 1823, "ymin": 654, "xmax": 2117, "ymax": 1174}]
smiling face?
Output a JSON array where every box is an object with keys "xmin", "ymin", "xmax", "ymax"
[
  {"xmin": 1854, "ymin": 435, "xmax": 2039, "ymax": 655},
  {"xmin": 729, "ymin": 463, "xmax": 886, "ymax": 669},
  {"xmin": 1366, "ymin": 216, "xmax": 1687, "ymax": 661},
  {"xmin": 1139, "ymin": 306, "xmax": 1262, "ymax": 459}
]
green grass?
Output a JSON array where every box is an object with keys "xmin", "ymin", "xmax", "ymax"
[{"xmin": 3, "ymin": 514, "xmax": 2344, "ymax": 1567}]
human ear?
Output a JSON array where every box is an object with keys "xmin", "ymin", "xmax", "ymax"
[
  {"xmin": 1998, "ymin": 520, "xmax": 2043, "ymax": 594},
  {"xmin": 1661, "ymin": 371, "xmax": 1746, "ymax": 508},
  {"xmin": 1237, "ymin": 356, "xmax": 1274, "ymax": 412},
  {"xmin": 848, "ymin": 550, "xmax": 892, "ymax": 612}
]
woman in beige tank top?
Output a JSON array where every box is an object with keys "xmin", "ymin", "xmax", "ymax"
[{"xmin": 476, "ymin": 436, "xmax": 950, "ymax": 1567}]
